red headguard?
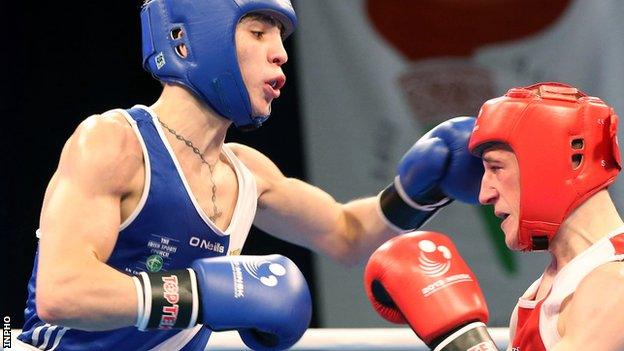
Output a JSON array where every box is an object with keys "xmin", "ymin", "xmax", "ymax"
[{"xmin": 469, "ymin": 82, "xmax": 621, "ymax": 251}]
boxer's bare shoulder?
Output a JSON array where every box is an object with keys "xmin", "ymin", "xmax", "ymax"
[
  {"xmin": 53, "ymin": 111, "xmax": 144, "ymax": 196},
  {"xmin": 226, "ymin": 142, "xmax": 284, "ymax": 194},
  {"xmin": 555, "ymin": 261, "xmax": 624, "ymax": 350}
]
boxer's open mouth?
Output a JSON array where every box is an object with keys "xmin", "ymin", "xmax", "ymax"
[{"xmin": 495, "ymin": 211, "xmax": 509, "ymax": 220}]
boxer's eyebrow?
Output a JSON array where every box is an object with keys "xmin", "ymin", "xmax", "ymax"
[
  {"xmin": 482, "ymin": 155, "xmax": 504, "ymax": 165},
  {"xmin": 241, "ymin": 13, "xmax": 286, "ymax": 35}
]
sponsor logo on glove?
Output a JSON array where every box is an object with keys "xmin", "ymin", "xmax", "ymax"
[
  {"xmin": 418, "ymin": 239, "xmax": 452, "ymax": 277},
  {"xmin": 231, "ymin": 260, "xmax": 288, "ymax": 298}
]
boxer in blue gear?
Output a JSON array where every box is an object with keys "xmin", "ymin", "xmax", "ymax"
[{"xmin": 17, "ymin": 0, "xmax": 481, "ymax": 350}]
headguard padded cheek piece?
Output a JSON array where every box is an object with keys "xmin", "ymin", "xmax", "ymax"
[
  {"xmin": 140, "ymin": 0, "xmax": 297, "ymax": 130},
  {"xmin": 468, "ymin": 82, "xmax": 622, "ymax": 251}
]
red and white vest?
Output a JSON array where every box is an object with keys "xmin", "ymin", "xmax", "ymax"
[{"xmin": 510, "ymin": 227, "xmax": 624, "ymax": 350}]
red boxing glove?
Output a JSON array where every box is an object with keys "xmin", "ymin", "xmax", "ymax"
[{"xmin": 364, "ymin": 231, "xmax": 498, "ymax": 351}]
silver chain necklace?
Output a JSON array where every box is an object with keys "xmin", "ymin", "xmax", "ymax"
[{"xmin": 157, "ymin": 117, "xmax": 223, "ymax": 222}]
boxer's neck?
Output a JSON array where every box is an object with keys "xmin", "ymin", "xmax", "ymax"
[
  {"xmin": 150, "ymin": 84, "xmax": 230, "ymax": 161},
  {"xmin": 548, "ymin": 189, "xmax": 624, "ymax": 273}
]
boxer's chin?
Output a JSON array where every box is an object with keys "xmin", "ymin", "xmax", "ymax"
[
  {"xmin": 251, "ymin": 100, "xmax": 272, "ymax": 118},
  {"xmin": 504, "ymin": 229, "xmax": 521, "ymax": 251},
  {"xmin": 501, "ymin": 217, "xmax": 520, "ymax": 250}
]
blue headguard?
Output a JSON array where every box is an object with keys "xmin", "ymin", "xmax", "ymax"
[{"xmin": 140, "ymin": 0, "xmax": 297, "ymax": 130}]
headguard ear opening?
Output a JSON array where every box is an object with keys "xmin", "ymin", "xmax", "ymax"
[
  {"xmin": 571, "ymin": 154, "xmax": 583, "ymax": 170},
  {"xmin": 570, "ymin": 138, "xmax": 584, "ymax": 170}
]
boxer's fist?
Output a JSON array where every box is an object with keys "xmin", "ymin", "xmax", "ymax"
[
  {"xmin": 379, "ymin": 117, "xmax": 483, "ymax": 231},
  {"xmin": 404, "ymin": 116, "xmax": 483, "ymax": 203},
  {"xmin": 192, "ymin": 255, "xmax": 311, "ymax": 350},
  {"xmin": 364, "ymin": 231, "xmax": 496, "ymax": 350}
]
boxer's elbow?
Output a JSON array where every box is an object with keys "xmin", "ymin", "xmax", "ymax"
[
  {"xmin": 36, "ymin": 294, "xmax": 65, "ymax": 326},
  {"xmin": 36, "ymin": 272, "xmax": 85, "ymax": 326},
  {"xmin": 36, "ymin": 299, "xmax": 91, "ymax": 330},
  {"xmin": 36, "ymin": 288, "xmax": 70, "ymax": 325}
]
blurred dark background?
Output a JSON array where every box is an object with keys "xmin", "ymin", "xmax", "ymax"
[{"xmin": 1, "ymin": 1, "xmax": 317, "ymax": 328}]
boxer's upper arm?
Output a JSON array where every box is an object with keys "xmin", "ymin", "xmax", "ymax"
[
  {"xmin": 39, "ymin": 115, "xmax": 136, "ymax": 258},
  {"xmin": 228, "ymin": 143, "xmax": 393, "ymax": 264},
  {"xmin": 36, "ymin": 113, "xmax": 142, "ymax": 328},
  {"xmin": 553, "ymin": 262, "xmax": 624, "ymax": 351},
  {"xmin": 228, "ymin": 143, "xmax": 345, "ymax": 248}
]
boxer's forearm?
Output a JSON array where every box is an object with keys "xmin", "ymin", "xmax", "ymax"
[
  {"xmin": 36, "ymin": 258, "xmax": 138, "ymax": 331},
  {"xmin": 278, "ymin": 196, "xmax": 395, "ymax": 265},
  {"xmin": 254, "ymin": 177, "xmax": 395, "ymax": 264}
]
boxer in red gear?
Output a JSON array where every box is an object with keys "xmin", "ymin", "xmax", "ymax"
[
  {"xmin": 365, "ymin": 231, "xmax": 498, "ymax": 351},
  {"xmin": 469, "ymin": 82, "xmax": 624, "ymax": 351}
]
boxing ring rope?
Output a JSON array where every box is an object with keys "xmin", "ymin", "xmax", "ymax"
[{"xmin": 10, "ymin": 328, "xmax": 510, "ymax": 350}]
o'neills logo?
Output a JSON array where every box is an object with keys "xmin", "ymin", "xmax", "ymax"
[
  {"xmin": 417, "ymin": 239, "xmax": 451, "ymax": 277},
  {"xmin": 159, "ymin": 275, "xmax": 180, "ymax": 329},
  {"xmin": 189, "ymin": 237, "xmax": 225, "ymax": 254}
]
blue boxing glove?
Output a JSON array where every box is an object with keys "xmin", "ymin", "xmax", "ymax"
[
  {"xmin": 133, "ymin": 255, "xmax": 311, "ymax": 351},
  {"xmin": 192, "ymin": 255, "xmax": 312, "ymax": 350},
  {"xmin": 379, "ymin": 117, "xmax": 483, "ymax": 231}
]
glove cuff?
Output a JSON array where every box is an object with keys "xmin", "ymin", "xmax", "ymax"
[
  {"xmin": 378, "ymin": 177, "xmax": 451, "ymax": 231},
  {"xmin": 134, "ymin": 269, "xmax": 200, "ymax": 331},
  {"xmin": 432, "ymin": 322, "xmax": 498, "ymax": 351}
]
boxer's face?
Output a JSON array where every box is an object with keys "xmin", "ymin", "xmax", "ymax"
[
  {"xmin": 236, "ymin": 14, "xmax": 288, "ymax": 117},
  {"xmin": 478, "ymin": 144, "xmax": 521, "ymax": 250}
]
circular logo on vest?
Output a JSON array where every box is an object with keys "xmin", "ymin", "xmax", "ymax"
[{"xmin": 146, "ymin": 254, "xmax": 164, "ymax": 272}]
